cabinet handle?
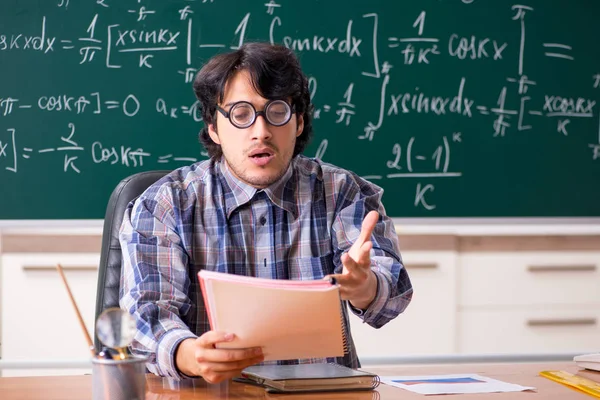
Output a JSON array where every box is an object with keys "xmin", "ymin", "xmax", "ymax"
[
  {"xmin": 22, "ymin": 265, "xmax": 97, "ymax": 272},
  {"xmin": 406, "ymin": 263, "xmax": 438, "ymax": 270},
  {"xmin": 527, "ymin": 265, "xmax": 596, "ymax": 273},
  {"xmin": 527, "ymin": 318, "xmax": 597, "ymax": 327}
]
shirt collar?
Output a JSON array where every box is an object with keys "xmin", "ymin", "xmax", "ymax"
[{"xmin": 218, "ymin": 157, "xmax": 298, "ymax": 219}]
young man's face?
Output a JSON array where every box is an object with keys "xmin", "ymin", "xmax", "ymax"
[{"xmin": 208, "ymin": 69, "xmax": 304, "ymax": 189}]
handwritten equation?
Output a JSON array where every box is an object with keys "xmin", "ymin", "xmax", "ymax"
[{"xmin": 1, "ymin": 0, "xmax": 598, "ymax": 215}]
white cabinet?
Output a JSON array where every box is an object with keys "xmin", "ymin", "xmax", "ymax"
[
  {"xmin": 459, "ymin": 253, "xmax": 600, "ymax": 307},
  {"xmin": 458, "ymin": 252, "xmax": 600, "ymax": 354},
  {"xmin": 458, "ymin": 307, "xmax": 600, "ymax": 354},
  {"xmin": 0, "ymin": 229, "xmax": 598, "ymax": 374},
  {"xmin": 350, "ymin": 251, "xmax": 458, "ymax": 359},
  {"xmin": 0, "ymin": 253, "xmax": 99, "ymax": 377}
]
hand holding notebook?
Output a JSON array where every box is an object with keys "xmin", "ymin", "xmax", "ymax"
[{"xmin": 198, "ymin": 270, "xmax": 347, "ymax": 361}]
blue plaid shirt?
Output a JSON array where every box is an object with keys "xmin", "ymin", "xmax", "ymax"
[{"xmin": 119, "ymin": 155, "xmax": 412, "ymax": 378}]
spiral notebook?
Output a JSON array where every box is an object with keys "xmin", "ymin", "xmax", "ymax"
[
  {"xmin": 240, "ymin": 363, "xmax": 380, "ymax": 393},
  {"xmin": 198, "ymin": 270, "xmax": 346, "ymax": 361}
]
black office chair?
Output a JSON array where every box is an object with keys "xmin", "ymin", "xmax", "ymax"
[{"xmin": 94, "ymin": 170, "xmax": 171, "ymax": 352}]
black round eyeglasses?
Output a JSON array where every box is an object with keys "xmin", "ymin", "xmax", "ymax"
[{"xmin": 216, "ymin": 100, "xmax": 295, "ymax": 129}]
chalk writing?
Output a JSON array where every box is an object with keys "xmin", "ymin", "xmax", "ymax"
[{"xmin": 1, "ymin": 0, "xmax": 598, "ymax": 218}]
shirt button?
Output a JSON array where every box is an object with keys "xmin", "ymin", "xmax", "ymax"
[{"xmin": 259, "ymin": 216, "xmax": 267, "ymax": 225}]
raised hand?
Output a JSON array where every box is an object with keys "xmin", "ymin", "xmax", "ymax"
[{"xmin": 327, "ymin": 210, "xmax": 379, "ymax": 310}]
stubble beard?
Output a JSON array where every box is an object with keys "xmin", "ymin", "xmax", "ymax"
[{"xmin": 227, "ymin": 154, "xmax": 292, "ymax": 189}]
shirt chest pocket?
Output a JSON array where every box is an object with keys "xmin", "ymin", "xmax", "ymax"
[{"xmin": 288, "ymin": 253, "xmax": 335, "ymax": 281}]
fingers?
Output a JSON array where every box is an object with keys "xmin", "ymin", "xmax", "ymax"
[
  {"xmin": 334, "ymin": 251, "xmax": 373, "ymax": 298},
  {"xmin": 197, "ymin": 330, "xmax": 235, "ymax": 348},
  {"xmin": 197, "ymin": 332, "xmax": 263, "ymax": 362},
  {"xmin": 194, "ymin": 331, "xmax": 265, "ymax": 383},
  {"xmin": 344, "ymin": 240, "xmax": 373, "ymax": 275},
  {"xmin": 356, "ymin": 211, "xmax": 379, "ymax": 248},
  {"xmin": 199, "ymin": 345, "xmax": 263, "ymax": 364},
  {"xmin": 202, "ymin": 368, "xmax": 248, "ymax": 384},
  {"xmin": 325, "ymin": 212, "xmax": 380, "ymax": 306},
  {"xmin": 329, "ymin": 272, "xmax": 366, "ymax": 288},
  {"xmin": 198, "ymin": 355, "xmax": 264, "ymax": 384},
  {"xmin": 198, "ymin": 354, "xmax": 264, "ymax": 373},
  {"xmin": 347, "ymin": 242, "xmax": 373, "ymax": 265},
  {"xmin": 328, "ymin": 271, "xmax": 373, "ymax": 301},
  {"xmin": 333, "ymin": 255, "xmax": 372, "ymax": 283},
  {"xmin": 348, "ymin": 211, "xmax": 379, "ymax": 261}
]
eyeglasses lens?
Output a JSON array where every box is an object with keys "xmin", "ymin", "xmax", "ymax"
[
  {"xmin": 231, "ymin": 103, "xmax": 255, "ymax": 128},
  {"xmin": 266, "ymin": 101, "xmax": 291, "ymax": 126}
]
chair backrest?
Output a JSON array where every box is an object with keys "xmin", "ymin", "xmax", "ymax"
[{"xmin": 94, "ymin": 170, "xmax": 170, "ymax": 351}]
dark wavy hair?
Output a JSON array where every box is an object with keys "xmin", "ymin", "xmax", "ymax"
[{"xmin": 193, "ymin": 42, "xmax": 313, "ymax": 159}]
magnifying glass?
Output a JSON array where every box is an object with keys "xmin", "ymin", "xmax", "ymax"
[{"xmin": 95, "ymin": 307, "xmax": 136, "ymax": 360}]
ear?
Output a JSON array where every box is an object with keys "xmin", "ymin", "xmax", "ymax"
[
  {"xmin": 208, "ymin": 123, "xmax": 221, "ymax": 145},
  {"xmin": 295, "ymin": 114, "xmax": 304, "ymax": 137}
]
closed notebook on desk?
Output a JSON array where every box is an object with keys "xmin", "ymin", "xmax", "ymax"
[
  {"xmin": 198, "ymin": 270, "xmax": 346, "ymax": 361},
  {"xmin": 241, "ymin": 363, "xmax": 380, "ymax": 393}
]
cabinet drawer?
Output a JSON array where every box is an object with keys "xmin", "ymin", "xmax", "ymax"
[
  {"xmin": 459, "ymin": 252, "xmax": 600, "ymax": 307},
  {"xmin": 1, "ymin": 253, "xmax": 99, "ymax": 376},
  {"xmin": 458, "ymin": 307, "xmax": 600, "ymax": 354},
  {"xmin": 350, "ymin": 251, "xmax": 458, "ymax": 358}
]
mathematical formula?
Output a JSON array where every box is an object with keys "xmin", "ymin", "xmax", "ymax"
[{"xmin": 1, "ymin": 0, "xmax": 598, "ymax": 213}]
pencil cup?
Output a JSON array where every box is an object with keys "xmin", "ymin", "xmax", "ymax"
[{"xmin": 92, "ymin": 355, "xmax": 148, "ymax": 400}]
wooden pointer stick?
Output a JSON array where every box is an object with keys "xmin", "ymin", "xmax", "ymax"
[{"xmin": 55, "ymin": 263, "xmax": 95, "ymax": 356}]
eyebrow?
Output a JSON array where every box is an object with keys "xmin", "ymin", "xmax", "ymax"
[{"xmin": 222, "ymin": 100, "xmax": 269, "ymax": 108}]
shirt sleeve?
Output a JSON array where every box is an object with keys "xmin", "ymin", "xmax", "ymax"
[
  {"xmin": 331, "ymin": 174, "xmax": 413, "ymax": 329},
  {"xmin": 119, "ymin": 186, "xmax": 197, "ymax": 378}
]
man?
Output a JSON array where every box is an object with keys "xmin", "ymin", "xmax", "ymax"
[{"xmin": 119, "ymin": 42, "xmax": 413, "ymax": 383}]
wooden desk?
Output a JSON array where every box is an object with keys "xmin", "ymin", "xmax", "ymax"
[{"xmin": 0, "ymin": 362, "xmax": 598, "ymax": 399}]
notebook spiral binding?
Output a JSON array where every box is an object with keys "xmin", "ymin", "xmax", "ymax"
[
  {"xmin": 371, "ymin": 374, "xmax": 381, "ymax": 389},
  {"xmin": 340, "ymin": 302, "xmax": 350, "ymax": 355}
]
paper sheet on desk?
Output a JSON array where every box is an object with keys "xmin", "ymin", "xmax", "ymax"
[{"xmin": 380, "ymin": 373, "xmax": 535, "ymax": 395}]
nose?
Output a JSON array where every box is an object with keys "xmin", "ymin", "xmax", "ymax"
[{"xmin": 249, "ymin": 114, "xmax": 273, "ymax": 141}]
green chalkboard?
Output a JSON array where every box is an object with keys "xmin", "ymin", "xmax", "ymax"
[{"xmin": 1, "ymin": 0, "xmax": 599, "ymax": 219}]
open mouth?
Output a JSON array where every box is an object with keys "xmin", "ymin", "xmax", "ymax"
[
  {"xmin": 248, "ymin": 149, "xmax": 275, "ymax": 166},
  {"xmin": 250, "ymin": 152, "xmax": 272, "ymax": 159}
]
